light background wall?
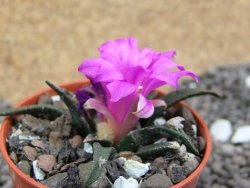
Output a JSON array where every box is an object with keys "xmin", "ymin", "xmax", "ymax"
[{"xmin": 1, "ymin": 0, "xmax": 250, "ymax": 103}]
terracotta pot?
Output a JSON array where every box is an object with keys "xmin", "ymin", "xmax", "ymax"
[{"xmin": 0, "ymin": 80, "xmax": 211, "ymax": 188}]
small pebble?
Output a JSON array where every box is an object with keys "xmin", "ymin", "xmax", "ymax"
[
  {"xmin": 23, "ymin": 146, "xmax": 38, "ymax": 161},
  {"xmin": 32, "ymin": 160, "xmax": 46, "ymax": 180},
  {"xmin": 37, "ymin": 155, "xmax": 57, "ymax": 172},
  {"xmin": 210, "ymin": 119, "xmax": 232, "ymax": 142},
  {"xmin": 231, "ymin": 125, "xmax": 250, "ymax": 144},
  {"xmin": 83, "ymin": 143, "xmax": 93, "ymax": 154},
  {"xmin": 17, "ymin": 161, "xmax": 31, "ymax": 176},
  {"xmin": 31, "ymin": 140, "xmax": 45, "ymax": 149},
  {"xmin": 122, "ymin": 158, "xmax": 150, "ymax": 178},
  {"xmin": 141, "ymin": 173, "xmax": 173, "ymax": 188},
  {"xmin": 113, "ymin": 176, "xmax": 139, "ymax": 188},
  {"xmin": 69, "ymin": 135, "xmax": 83, "ymax": 148}
]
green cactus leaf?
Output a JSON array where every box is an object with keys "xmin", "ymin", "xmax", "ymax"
[
  {"xmin": 161, "ymin": 88, "xmax": 223, "ymax": 107},
  {"xmin": 83, "ymin": 142, "xmax": 116, "ymax": 187},
  {"xmin": 158, "ymin": 126, "xmax": 199, "ymax": 155},
  {"xmin": 117, "ymin": 126, "xmax": 199, "ymax": 155},
  {"xmin": 136, "ymin": 142, "xmax": 180, "ymax": 159},
  {"xmin": 0, "ymin": 105, "xmax": 65, "ymax": 120},
  {"xmin": 46, "ymin": 81, "xmax": 92, "ymax": 137}
]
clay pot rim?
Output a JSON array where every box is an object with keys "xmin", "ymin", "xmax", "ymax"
[{"xmin": 0, "ymin": 80, "xmax": 211, "ymax": 188}]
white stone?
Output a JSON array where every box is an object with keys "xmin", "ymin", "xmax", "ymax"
[
  {"xmin": 189, "ymin": 82, "xmax": 197, "ymax": 89},
  {"xmin": 231, "ymin": 125, "xmax": 250, "ymax": 144},
  {"xmin": 118, "ymin": 157, "xmax": 127, "ymax": 165},
  {"xmin": 154, "ymin": 117, "xmax": 166, "ymax": 126},
  {"xmin": 10, "ymin": 129, "xmax": 23, "ymax": 137},
  {"xmin": 166, "ymin": 117, "xmax": 185, "ymax": 130},
  {"xmin": 83, "ymin": 143, "xmax": 93, "ymax": 154},
  {"xmin": 32, "ymin": 160, "xmax": 45, "ymax": 180},
  {"xmin": 192, "ymin": 124, "xmax": 197, "ymax": 137},
  {"xmin": 18, "ymin": 134, "xmax": 41, "ymax": 141},
  {"xmin": 182, "ymin": 152, "xmax": 196, "ymax": 161},
  {"xmin": 210, "ymin": 119, "xmax": 232, "ymax": 142},
  {"xmin": 113, "ymin": 176, "xmax": 139, "ymax": 188},
  {"xmin": 245, "ymin": 75, "xmax": 250, "ymax": 88},
  {"xmin": 51, "ymin": 95, "xmax": 61, "ymax": 102},
  {"xmin": 168, "ymin": 141, "xmax": 181, "ymax": 150},
  {"xmin": 154, "ymin": 138, "xmax": 167, "ymax": 144},
  {"xmin": 179, "ymin": 145, "xmax": 187, "ymax": 157},
  {"xmin": 123, "ymin": 159, "xmax": 150, "ymax": 178}
]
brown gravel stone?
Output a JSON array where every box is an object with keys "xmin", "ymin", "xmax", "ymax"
[
  {"xmin": 37, "ymin": 155, "xmax": 57, "ymax": 172},
  {"xmin": 49, "ymin": 131, "xmax": 62, "ymax": 146},
  {"xmin": 69, "ymin": 135, "xmax": 83, "ymax": 148},
  {"xmin": 23, "ymin": 146, "xmax": 38, "ymax": 161},
  {"xmin": 31, "ymin": 140, "xmax": 45, "ymax": 149},
  {"xmin": 141, "ymin": 173, "xmax": 173, "ymax": 188},
  {"xmin": 117, "ymin": 151, "xmax": 135, "ymax": 158}
]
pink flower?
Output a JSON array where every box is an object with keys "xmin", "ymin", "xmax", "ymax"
[{"xmin": 78, "ymin": 37, "xmax": 198, "ymax": 141}]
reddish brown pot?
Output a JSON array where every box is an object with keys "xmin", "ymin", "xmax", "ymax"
[{"xmin": 0, "ymin": 80, "xmax": 211, "ymax": 188}]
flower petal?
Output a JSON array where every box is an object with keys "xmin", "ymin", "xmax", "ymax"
[
  {"xmin": 133, "ymin": 94, "xmax": 154, "ymax": 118},
  {"xmin": 99, "ymin": 37, "xmax": 139, "ymax": 74},
  {"xmin": 155, "ymin": 71, "xmax": 199, "ymax": 89},
  {"xmin": 152, "ymin": 99, "xmax": 167, "ymax": 108},
  {"xmin": 106, "ymin": 81, "xmax": 136, "ymax": 102},
  {"xmin": 84, "ymin": 98, "xmax": 109, "ymax": 115},
  {"xmin": 78, "ymin": 58, "xmax": 123, "ymax": 82},
  {"xmin": 75, "ymin": 87, "xmax": 94, "ymax": 112},
  {"xmin": 78, "ymin": 58, "xmax": 103, "ymax": 78},
  {"xmin": 136, "ymin": 48, "xmax": 155, "ymax": 69},
  {"xmin": 125, "ymin": 66, "xmax": 148, "ymax": 86},
  {"xmin": 84, "ymin": 98, "xmax": 118, "ymax": 134}
]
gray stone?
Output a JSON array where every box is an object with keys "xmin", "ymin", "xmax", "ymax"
[
  {"xmin": 21, "ymin": 115, "xmax": 51, "ymax": 136},
  {"xmin": 232, "ymin": 155, "xmax": 247, "ymax": 166},
  {"xmin": 141, "ymin": 173, "xmax": 173, "ymax": 188},
  {"xmin": 89, "ymin": 175, "xmax": 110, "ymax": 188},
  {"xmin": 17, "ymin": 160, "xmax": 31, "ymax": 176},
  {"xmin": 78, "ymin": 162, "xmax": 93, "ymax": 182},
  {"xmin": 221, "ymin": 144, "xmax": 235, "ymax": 156},
  {"xmin": 38, "ymin": 93, "xmax": 52, "ymax": 105},
  {"xmin": 167, "ymin": 164, "xmax": 189, "ymax": 184},
  {"xmin": 182, "ymin": 157, "xmax": 199, "ymax": 175},
  {"xmin": 197, "ymin": 136, "xmax": 206, "ymax": 152},
  {"xmin": 42, "ymin": 172, "xmax": 67, "ymax": 188}
]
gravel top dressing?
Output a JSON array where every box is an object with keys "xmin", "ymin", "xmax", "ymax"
[
  {"xmin": 1, "ymin": 91, "xmax": 204, "ymax": 188},
  {"xmin": 1, "ymin": 63, "xmax": 250, "ymax": 188},
  {"xmin": 181, "ymin": 63, "xmax": 250, "ymax": 188}
]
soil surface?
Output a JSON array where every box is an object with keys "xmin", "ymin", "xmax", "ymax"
[
  {"xmin": 4, "ymin": 92, "xmax": 203, "ymax": 188},
  {"xmin": 1, "ymin": 0, "xmax": 250, "ymax": 103}
]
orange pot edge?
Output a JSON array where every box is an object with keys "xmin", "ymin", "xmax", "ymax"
[{"xmin": 0, "ymin": 80, "xmax": 211, "ymax": 188}]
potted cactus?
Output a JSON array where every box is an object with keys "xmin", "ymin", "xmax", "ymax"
[{"xmin": 0, "ymin": 38, "xmax": 220, "ymax": 188}]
